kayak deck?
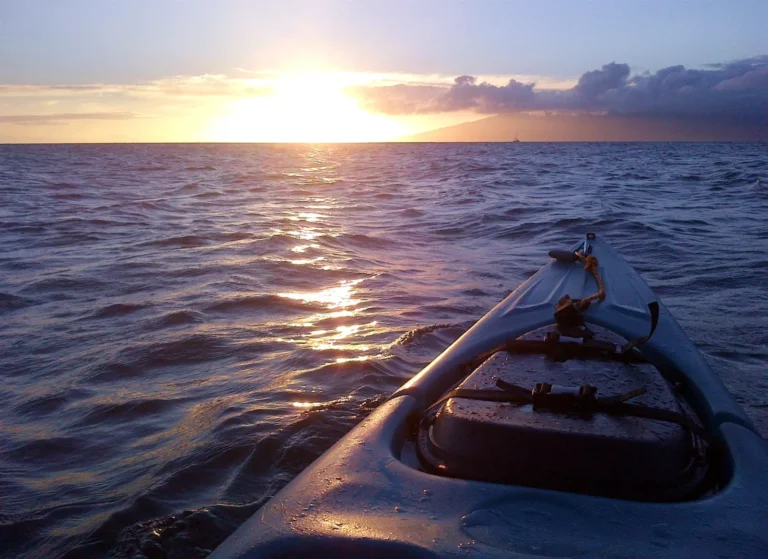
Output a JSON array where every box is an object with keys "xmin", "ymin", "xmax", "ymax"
[
  {"xmin": 417, "ymin": 326, "xmax": 701, "ymax": 500},
  {"xmin": 211, "ymin": 235, "xmax": 768, "ymax": 558}
]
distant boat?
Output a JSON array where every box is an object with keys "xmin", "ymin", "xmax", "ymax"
[{"xmin": 512, "ymin": 132, "xmax": 521, "ymax": 143}]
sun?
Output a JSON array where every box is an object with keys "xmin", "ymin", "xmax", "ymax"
[{"xmin": 206, "ymin": 73, "xmax": 404, "ymax": 143}]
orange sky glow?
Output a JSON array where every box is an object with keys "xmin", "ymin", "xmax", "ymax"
[{"xmin": 0, "ymin": 71, "xmax": 568, "ymax": 143}]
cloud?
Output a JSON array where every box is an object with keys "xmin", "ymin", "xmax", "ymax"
[
  {"xmin": 346, "ymin": 83, "xmax": 445, "ymax": 114},
  {"xmin": 573, "ymin": 62, "xmax": 630, "ymax": 100},
  {"xmin": 349, "ymin": 56, "xmax": 768, "ymax": 124},
  {"xmin": 432, "ymin": 75, "xmax": 537, "ymax": 112},
  {"xmin": 140, "ymin": 75, "xmax": 273, "ymax": 98},
  {"xmin": 610, "ymin": 57, "xmax": 768, "ymax": 121},
  {"xmin": 714, "ymin": 65, "xmax": 768, "ymax": 92},
  {"xmin": 0, "ymin": 112, "xmax": 137, "ymax": 125},
  {"xmin": 0, "ymin": 75, "xmax": 274, "ymax": 99}
]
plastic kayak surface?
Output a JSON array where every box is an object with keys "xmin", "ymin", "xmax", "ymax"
[{"xmin": 211, "ymin": 236, "xmax": 768, "ymax": 558}]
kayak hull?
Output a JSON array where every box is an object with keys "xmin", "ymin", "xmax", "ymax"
[
  {"xmin": 211, "ymin": 236, "xmax": 768, "ymax": 558},
  {"xmin": 213, "ymin": 397, "xmax": 768, "ymax": 558}
]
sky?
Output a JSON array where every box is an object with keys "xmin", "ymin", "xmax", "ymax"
[{"xmin": 1, "ymin": 0, "xmax": 767, "ymax": 142}]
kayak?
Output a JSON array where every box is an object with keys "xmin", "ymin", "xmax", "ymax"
[{"xmin": 212, "ymin": 234, "xmax": 768, "ymax": 558}]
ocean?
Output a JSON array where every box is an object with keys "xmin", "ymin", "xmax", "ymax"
[{"xmin": 1, "ymin": 142, "xmax": 766, "ymax": 558}]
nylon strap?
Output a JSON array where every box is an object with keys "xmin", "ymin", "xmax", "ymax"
[
  {"xmin": 426, "ymin": 380, "xmax": 710, "ymax": 443},
  {"xmin": 502, "ymin": 339, "xmax": 647, "ymax": 363}
]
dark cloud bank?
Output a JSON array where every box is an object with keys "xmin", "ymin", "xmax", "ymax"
[{"xmin": 351, "ymin": 56, "xmax": 768, "ymax": 135}]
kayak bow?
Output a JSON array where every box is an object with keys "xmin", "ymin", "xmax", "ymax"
[{"xmin": 212, "ymin": 234, "xmax": 768, "ymax": 558}]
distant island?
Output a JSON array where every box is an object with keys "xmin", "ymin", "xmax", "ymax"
[{"xmin": 398, "ymin": 113, "xmax": 768, "ymax": 142}]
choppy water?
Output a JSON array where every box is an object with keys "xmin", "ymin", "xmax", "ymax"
[{"xmin": 1, "ymin": 142, "xmax": 767, "ymax": 558}]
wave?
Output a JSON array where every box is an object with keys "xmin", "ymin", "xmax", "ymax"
[
  {"xmin": 390, "ymin": 323, "xmax": 460, "ymax": 347},
  {"xmin": 131, "ymin": 166, "xmax": 169, "ymax": 171},
  {"xmin": 7, "ymin": 224, "xmax": 47, "ymax": 233},
  {"xmin": 88, "ymin": 302, "xmax": 149, "ymax": 319},
  {"xmin": 152, "ymin": 310, "xmax": 205, "ymax": 329},
  {"xmin": 204, "ymin": 294, "xmax": 324, "ymax": 314},
  {"xmin": 139, "ymin": 231, "xmax": 252, "ymax": 249},
  {"xmin": 5, "ymin": 436, "xmax": 94, "ymax": 464},
  {"xmin": 19, "ymin": 277, "xmax": 107, "ymax": 295},
  {"xmin": 0, "ymin": 292, "xmax": 33, "ymax": 313},
  {"xmin": 73, "ymin": 397, "xmax": 190, "ymax": 428},
  {"xmin": 676, "ymin": 174, "xmax": 704, "ymax": 182},
  {"xmin": 185, "ymin": 165, "xmax": 217, "ymax": 171},
  {"xmin": 720, "ymin": 170, "xmax": 743, "ymax": 182},
  {"xmin": 13, "ymin": 391, "xmax": 81, "ymax": 416},
  {"xmin": 86, "ymin": 362, "xmax": 143, "ymax": 383},
  {"xmin": 139, "ymin": 235, "xmax": 210, "ymax": 248},
  {"xmin": 52, "ymin": 217, "xmax": 117, "ymax": 227},
  {"xmin": 399, "ymin": 208, "xmax": 424, "ymax": 217},
  {"xmin": 113, "ymin": 334, "xmax": 229, "ymax": 370},
  {"xmin": 494, "ymin": 221, "xmax": 548, "ymax": 239}
]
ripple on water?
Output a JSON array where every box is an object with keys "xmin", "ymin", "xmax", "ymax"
[{"xmin": 0, "ymin": 142, "xmax": 766, "ymax": 559}]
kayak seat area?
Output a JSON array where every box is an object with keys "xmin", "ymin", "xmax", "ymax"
[{"xmin": 417, "ymin": 326, "xmax": 706, "ymax": 501}]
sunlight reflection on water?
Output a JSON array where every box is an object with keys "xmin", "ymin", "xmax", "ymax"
[
  {"xmin": 278, "ymin": 278, "xmax": 363, "ymax": 308},
  {"xmin": 278, "ymin": 279, "xmax": 375, "ymax": 361}
]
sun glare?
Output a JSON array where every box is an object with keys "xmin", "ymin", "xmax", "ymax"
[{"xmin": 207, "ymin": 73, "xmax": 404, "ymax": 143}]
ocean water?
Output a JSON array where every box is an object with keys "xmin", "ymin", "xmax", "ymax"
[{"xmin": 1, "ymin": 142, "xmax": 767, "ymax": 558}]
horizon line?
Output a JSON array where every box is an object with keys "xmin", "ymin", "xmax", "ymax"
[{"xmin": 2, "ymin": 139, "xmax": 766, "ymax": 146}]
